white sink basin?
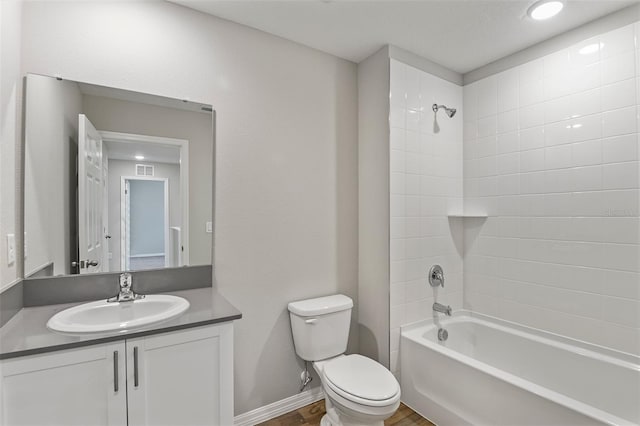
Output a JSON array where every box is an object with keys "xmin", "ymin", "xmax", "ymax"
[{"xmin": 47, "ymin": 295, "xmax": 190, "ymax": 334}]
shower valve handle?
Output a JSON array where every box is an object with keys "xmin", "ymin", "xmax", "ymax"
[{"xmin": 429, "ymin": 265, "xmax": 445, "ymax": 288}]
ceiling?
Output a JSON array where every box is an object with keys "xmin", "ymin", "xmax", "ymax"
[
  {"xmin": 172, "ymin": 0, "xmax": 636, "ymax": 74},
  {"xmin": 104, "ymin": 140, "xmax": 181, "ymax": 165}
]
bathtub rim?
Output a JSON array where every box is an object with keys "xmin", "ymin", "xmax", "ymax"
[
  {"xmin": 401, "ymin": 310, "xmax": 640, "ymax": 366},
  {"xmin": 400, "ymin": 311, "xmax": 639, "ymax": 426}
]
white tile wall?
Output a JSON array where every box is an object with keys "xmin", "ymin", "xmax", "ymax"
[
  {"xmin": 389, "ymin": 59, "xmax": 464, "ymax": 375},
  {"xmin": 463, "ymin": 23, "xmax": 640, "ymax": 355}
]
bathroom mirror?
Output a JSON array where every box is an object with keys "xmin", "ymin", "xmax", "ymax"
[{"xmin": 23, "ymin": 73, "xmax": 214, "ymax": 277}]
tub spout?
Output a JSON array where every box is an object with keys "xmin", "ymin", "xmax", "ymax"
[{"xmin": 433, "ymin": 302, "xmax": 452, "ymax": 316}]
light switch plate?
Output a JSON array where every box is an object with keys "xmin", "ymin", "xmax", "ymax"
[
  {"xmin": 206, "ymin": 221, "xmax": 213, "ymax": 233},
  {"xmin": 6, "ymin": 234, "xmax": 15, "ymax": 265}
]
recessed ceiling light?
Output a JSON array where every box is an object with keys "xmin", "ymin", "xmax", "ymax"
[
  {"xmin": 527, "ymin": 0, "xmax": 564, "ymax": 20},
  {"xmin": 135, "ymin": 155, "xmax": 145, "ymax": 160}
]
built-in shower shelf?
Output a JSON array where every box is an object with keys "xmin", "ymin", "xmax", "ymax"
[{"xmin": 447, "ymin": 214, "xmax": 488, "ymax": 219}]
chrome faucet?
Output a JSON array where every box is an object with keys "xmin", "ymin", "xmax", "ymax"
[
  {"xmin": 108, "ymin": 272, "xmax": 145, "ymax": 302},
  {"xmin": 433, "ymin": 302, "xmax": 452, "ymax": 316}
]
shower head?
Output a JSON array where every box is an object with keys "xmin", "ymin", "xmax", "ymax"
[{"xmin": 432, "ymin": 104, "xmax": 457, "ymax": 118}]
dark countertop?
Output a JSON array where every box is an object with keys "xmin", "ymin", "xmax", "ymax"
[{"xmin": 0, "ymin": 287, "xmax": 242, "ymax": 360}]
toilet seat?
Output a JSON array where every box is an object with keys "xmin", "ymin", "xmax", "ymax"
[{"xmin": 322, "ymin": 354, "xmax": 400, "ymax": 408}]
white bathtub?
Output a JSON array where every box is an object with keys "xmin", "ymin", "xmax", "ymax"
[{"xmin": 401, "ymin": 312, "xmax": 640, "ymax": 426}]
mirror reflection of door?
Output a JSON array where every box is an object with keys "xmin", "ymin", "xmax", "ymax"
[
  {"xmin": 78, "ymin": 128, "xmax": 186, "ymax": 273},
  {"xmin": 122, "ymin": 178, "xmax": 169, "ymax": 271},
  {"xmin": 102, "ymin": 149, "xmax": 110, "ymax": 273},
  {"xmin": 77, "ymin": 114, "xmax": 104, "ymax": 274}
]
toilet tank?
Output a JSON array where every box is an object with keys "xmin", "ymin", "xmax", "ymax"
[{"xmin": 288, "ymin": 294, "xmax": 353, "ymax": 361}]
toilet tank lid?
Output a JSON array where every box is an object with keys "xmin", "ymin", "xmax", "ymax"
[{"xmin": 288, "ymin": 294, "xmax": 353, "ymax": 317}]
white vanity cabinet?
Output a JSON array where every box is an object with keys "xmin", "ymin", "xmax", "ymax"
[
  {"xmin": 126, "ymin": 323, "xmax": 234, "ymax": 426},
  {"xmin": 0, "ymin": 342, "xmax": 127, "ymax": 426},
  {"xmin": 0, "ymin": 322, "xmax": 234, "ymax": 426},
  {"xmin": 0, "ymin": 341, "xmax": 127, "ymax": 426}
]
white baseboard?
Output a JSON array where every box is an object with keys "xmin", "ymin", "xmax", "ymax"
[{"xmin": 234, "ymin": 386, "xmax": 324, "ymax": 426}]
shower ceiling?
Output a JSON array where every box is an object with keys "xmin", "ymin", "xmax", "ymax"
[{"xmin": 170, "ymin": 0, "xmax": 636, "ymax": 74}]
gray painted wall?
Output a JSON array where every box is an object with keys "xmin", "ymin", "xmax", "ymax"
[
  {"xmin": 0, "ymin": 0, "xmax": 22, "ymax": 290},
  {"xmin": 23, "ymin": 75, "xmax": 81, "ymax": 277},
  {"xmin": 357, "ymin": 47, "xmax": 390, "ymax": 368},
  {"xmin": 129, "ymin": 180, "xmax": 165, "ymax": 256}
]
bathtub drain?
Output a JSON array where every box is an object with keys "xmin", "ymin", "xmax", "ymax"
[{"xmin": 437, "ymin": 328, "xmax": 448, "ymax": 341}]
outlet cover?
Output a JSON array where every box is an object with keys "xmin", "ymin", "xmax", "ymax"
[
  {"xmin": 6, "ymin": 234, "xmax": 15, "ymax": 265},
  {"xmin": 206, "ymin": 221, "xmax": 213, "ymax": 233}
]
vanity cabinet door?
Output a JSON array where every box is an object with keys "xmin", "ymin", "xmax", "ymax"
[
  {"xmin": 126, "ymin": 323, "xmax": 234, "ymax": 426},
  {"xmin": 0, "ymin": 342, "xmax": 127, "ymax": 426}
]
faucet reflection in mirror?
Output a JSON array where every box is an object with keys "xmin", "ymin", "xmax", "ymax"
[{"xmin": 23, "ymin": 74, "xmax": 215, "ymax": 278}]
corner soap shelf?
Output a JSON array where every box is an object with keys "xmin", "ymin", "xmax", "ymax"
[{"xmin": 447, "ymin": 214, "xmax": 488, "ymax": 218}]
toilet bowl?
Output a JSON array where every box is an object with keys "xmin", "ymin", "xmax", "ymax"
[
  {"xmin": 314, "ymin": 355, "xmax": 400, "ymax": 426},
  {"xmin": 288, "ymin": 295, "xmax": 400, "ymax": 426}
]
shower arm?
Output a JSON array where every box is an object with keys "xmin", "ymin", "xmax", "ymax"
[{"xmin": 432, "ymin": 103, "xmax": 456, "ymax": 118}]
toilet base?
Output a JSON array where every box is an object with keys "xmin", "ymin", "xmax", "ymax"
[
  {"xmin": 319, "ymin": 412, "xmax": 384, "ymax": 426},
  {"xmin": 320, "ymin": 396, "xmax": 385, "ymax": 426}
]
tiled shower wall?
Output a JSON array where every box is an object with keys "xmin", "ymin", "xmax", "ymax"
[
  {"xmin": 389, "ymin": 59, "xmax": 464, "ymax": 375},
  {"xmin": 463, "ymin": 23, "xmax": 640, "ymax": 355}
]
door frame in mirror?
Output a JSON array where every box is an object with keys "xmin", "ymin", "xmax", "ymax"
[
  {"xmin": 100, "ymin": 131, "xmax": 190, "ymax": 267},
  {"xmin": 120, "ymin": 176, "xmax": 169, "ymax": 271}
]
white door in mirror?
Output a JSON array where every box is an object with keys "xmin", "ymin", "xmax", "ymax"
[
  {"xmin": 78, "ymin": 114, "xmax": 105, "ymax": 274},
  {"xmin": 47, "ymin": 295, "xmax": 189, "ymax": 333}
]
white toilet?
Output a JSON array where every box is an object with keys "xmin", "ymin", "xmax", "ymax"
[{"xmin": 288, "ymin": 294, "xmax": 400, "ymax": 426}]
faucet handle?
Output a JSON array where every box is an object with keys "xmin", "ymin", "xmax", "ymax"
[
  {"xmin": 108, "ymin": 272, "xmax": 143, "ymax": 303},
  {"xmin": 428, "ymin": 265, "xmax": 445, "ymax": 288},
  {"xmin": 119, "ymin": 272, "xmax": 132, "ymax": 289}
]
